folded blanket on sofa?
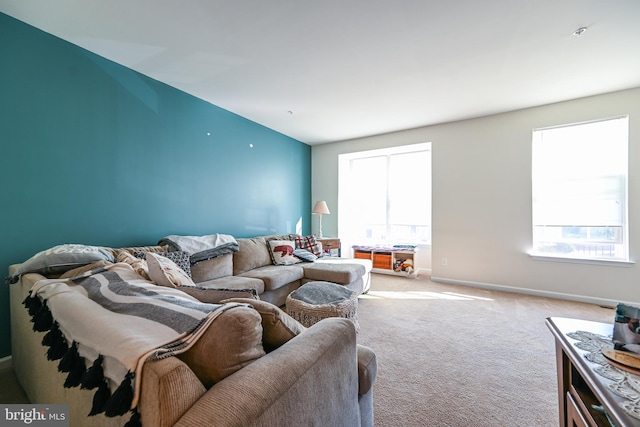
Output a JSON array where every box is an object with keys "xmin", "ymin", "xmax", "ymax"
[
  {"xmin": 25, "ymin": 263, "xmax": 237, "ymax": 422},
  {"xmin": 158, "ymin": 233, "xmax": 239, "ymax": 264}
]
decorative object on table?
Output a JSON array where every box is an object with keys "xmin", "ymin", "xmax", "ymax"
[
  {"xmin": 567, "ymin": 329, "xmax": 640, "ymax": 420},
  {"xmin": 602, "ymin": 349, "xmax": 640, "ymax": 372},
  {"xmin": 312, "ymin": 201, "xmax": 330, "ymax": 238},
  {"xmin": 614, "ymin": 303, "xmax": 640, "ymax": 356}
]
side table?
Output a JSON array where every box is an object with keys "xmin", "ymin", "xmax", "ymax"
[
  {"xmin": 546, "ymin": 316, "xmax": 640, "ymax": 427},
  {"xmin": 317, "ymin": 237, "xmax": 341, "ymax": 257}
]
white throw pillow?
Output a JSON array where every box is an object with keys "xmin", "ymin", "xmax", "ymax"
[
  {"xmin": 146, "ymin": 252, "xmax": 195, "ymax": 287},
  {"xmin": 268, "ymin": 240, "xmax": 301, "ymax": 266}
]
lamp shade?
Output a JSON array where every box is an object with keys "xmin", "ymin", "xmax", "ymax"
[{"xmin": 312, "ymin": 201, "xmax": 330, "ymax": 215}]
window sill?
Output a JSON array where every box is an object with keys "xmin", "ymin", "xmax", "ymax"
[{"xmin": 529, "ymin": 253, "xmax": 635, "ymax": 267}]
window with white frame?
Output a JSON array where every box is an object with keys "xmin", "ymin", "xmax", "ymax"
[
  {"xmin": 531, "ymin": 116, "xmax": 629, "ymax": 261},
  {"xmin": 338, "ymin": 143, "xmax": 431, "ymax": 247}
]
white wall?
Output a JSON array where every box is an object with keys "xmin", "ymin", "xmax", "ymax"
[{"xmin": 312, "ymin": 87, "xmax": 640, "ymax": 305}]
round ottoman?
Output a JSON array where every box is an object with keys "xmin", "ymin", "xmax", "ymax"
[{"xmin": 286, "ymin": 281, "xmax": 359, "ymax": 331}]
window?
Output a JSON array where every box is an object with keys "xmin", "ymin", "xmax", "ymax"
[
  {"xmin": 338, "ymin": 143, "xmax": 431, "ymax": 246},
  {"xmin": 531, "ymin": 116, "xmax": 629, "ymax": 261}
]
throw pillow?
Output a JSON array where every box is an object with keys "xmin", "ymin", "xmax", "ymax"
[
  {"xmin": 146, "ymin": 252, "xmax": 195, "ymax": 287},
  {"xmin": 221, "ymin": 298, "xmax": 306, "ymax": 352},
  {"xmin": 5, "ymin": 244, "xmax": 115, "ymax": 284},
  {"xmin": 134, "ymin": 250, "xmax": 192, "ymax": 278},
  {"xmin": 268, "ymin": 240, "xmax": 301, "ymax": 266},
  {"xmin": 295, "ymin": 235, "xmax": 323, "ymax": 257},
  {"xmin": 293, "ymin": 248, "xmax": 318, "ymax": 262},
  {"xmin": 115, "ymin": 251, "xmax": 151, "ymax": 280},
  {"xmin": 178, "ymin": 305, "xmax": 266, "ymax": 388}
]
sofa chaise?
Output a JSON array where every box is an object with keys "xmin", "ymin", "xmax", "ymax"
[{"xmin": 188, "ymin": 234, "xmax": 372, "ymax": 306}]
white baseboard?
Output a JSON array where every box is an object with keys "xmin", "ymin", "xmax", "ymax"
[
  {"xmin": 0, "ymin": 355, "xmax": 12, "ymax": 370},
  {"xmin": 430, "ymin": 276, "xmax": 619, "ymax": 308},
  {"xmin": 416, "ymin": 268, "xmax": 431, "ymax": 278}
]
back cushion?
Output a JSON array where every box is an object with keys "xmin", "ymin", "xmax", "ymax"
[
  {"xmin": 233, "ymin": 237, "xmax": 272, "ymax": 275},
  {"xmin": 190, "ymin": 253, "xmax": 233, "ymax": 283},
  {"xmin": 222, "ymin": 298, "xmax": 306, "ymax": 352},
  {"xmin": 177, "ymin": 305, "xmax": 266, "ymax": 388}
]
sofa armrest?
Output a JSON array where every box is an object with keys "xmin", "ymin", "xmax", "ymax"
[
  {"xmin": 139, "ymin": 356, "xmax": 207, "ymax": 427},
  {"xmin": 175, "ymin": 318, "xmax": 361, "ymax": 427},
  {"xmin": 357, "ymin": 344, "xmax": 378, "ymax": 395}
]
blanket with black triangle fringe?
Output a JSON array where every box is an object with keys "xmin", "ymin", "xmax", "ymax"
[{"xmin": 23, "ymin": 262, "xmax": 240, "ymax": 427}]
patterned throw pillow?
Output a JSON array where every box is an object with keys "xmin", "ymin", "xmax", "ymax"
[
  {"xmin": 268, "ymin": 240, "xmax": 301, "ymax": 266},
  {"xmin": 134, "ymin": 251, "xmax": 192, "ymax": 277},
  {"xmin": 295, "ymin": 235, "xmax": 323, "ymax": 257},
  {"xmin": 146, "ymin": 252, "xmax": 196, "ymax": 287}
]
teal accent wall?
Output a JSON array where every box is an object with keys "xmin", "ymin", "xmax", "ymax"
[{"xmin": 0, "ymin": 13, "xmax": 311, "ymax": 358}]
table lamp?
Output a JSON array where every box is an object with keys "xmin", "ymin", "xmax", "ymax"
[{"xmin": 312, "ymin": 201, "xmax": 330, "ymax": 238}]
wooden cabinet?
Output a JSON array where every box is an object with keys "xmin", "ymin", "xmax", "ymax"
[
  {"xmin": 352, "ymin": 246, "xmax": 416, "ymax": 276},
  {"xmin": 546, "ymin": 317, "xmax": 640, "ymax": 427},
  {"xmin": 373, "ymin": 252, "xmax": 392, "ymax": 269},
  {"xmin": 354, "ymin": 251, "xmax": 371, "ymax": 260},
  {"xmin": 566, "ymin": 391, "xmax": 589, "ymax": 427}
]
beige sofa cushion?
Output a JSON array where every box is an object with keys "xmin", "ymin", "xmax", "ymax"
[
  {"xmin": 197, "ymin": 275, "xmax": 265, "ymax": 294},
  {"xmin": 178, "ymin": 287, "xmax": 258, "ymax": 304},
  {"xmin": 222, "ymin": 298, "xmax": 306, "ymax": 352},
  {"xmin": 177, "ymin": 305, "xmax": 266, "ymax": 388},
  {"xmin": 300, "ymin": 262, "xmax": 366, "ymax": 284},
  {"xmin": 190, "ymin": 254, "xmax": 233, "ymax": 283},
  {"xmin": 233, "ymin": 237, "xmax": 272, "ymax": 275},
  {"xmin": 239, "ymin": 265, "xmax": 304, "ymax": 291}
]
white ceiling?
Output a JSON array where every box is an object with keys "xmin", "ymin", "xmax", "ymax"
[{"xmin": 2, "ymin": 0, "xmax": 640, "ymax": 145}]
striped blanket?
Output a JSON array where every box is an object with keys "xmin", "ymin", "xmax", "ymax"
[{"xmin": 26, "ymin": 263, "xmax": 236, "ymax": 422}]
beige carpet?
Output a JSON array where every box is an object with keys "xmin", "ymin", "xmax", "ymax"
[
  {"xmin": 1, "ymin": 274, "xmax": 615, "ymax": 426},
  {"xmin": 356, "ymin": 274, "xmax": 614, "ymax": 427}
]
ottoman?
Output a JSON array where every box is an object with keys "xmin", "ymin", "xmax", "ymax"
[{"xmin": 286, "ymin": 281, "xmax": 359, "ymax": 331}]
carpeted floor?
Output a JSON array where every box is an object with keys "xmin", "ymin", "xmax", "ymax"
[
  {"xmin": 356, "ymin": 274, "xmax": 614, "ymax": 427},
  {"xmin": 1, "ymin": 273, "xmax": 615, "ymax": 426}
]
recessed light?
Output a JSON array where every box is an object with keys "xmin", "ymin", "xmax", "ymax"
[{"xmin": 573, "ymin": 27, "xmax": 587, "ymax": 37}]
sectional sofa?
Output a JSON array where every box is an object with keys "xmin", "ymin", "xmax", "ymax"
[{"xmin": 7, "ymin": 234, "xmax": 376, "ymax": 426}]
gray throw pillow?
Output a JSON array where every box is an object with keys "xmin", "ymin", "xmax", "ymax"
[
  {"xmin": 293, "ymin": 249, "xmax": 318, "ymax": 262},
  {"xmin": 6, "ymin": 244, "xmax": 115, "ymax": 284}
]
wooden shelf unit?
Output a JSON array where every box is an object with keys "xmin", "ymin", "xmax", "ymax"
[{"xmin": 353, "ymin": 246, "xmax": 416, "ymax": 276}]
